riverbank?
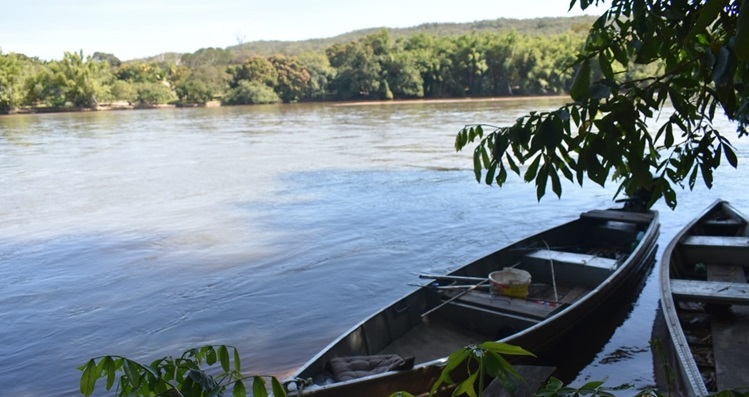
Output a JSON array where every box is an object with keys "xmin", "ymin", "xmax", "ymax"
[
  {"xmin": 0, "ymin": 100, "xmax": 221, "ymax": 116},
  {"xmin": 333, "ymin": 95, "xmax": 569, "ymax": 107},
  {"xmin": 1, "ymin": 96, "xmax": 569, "ymax": 117}
]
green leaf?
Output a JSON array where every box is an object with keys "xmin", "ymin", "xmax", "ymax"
[
  {"xmin": 524, "ymin": 156, "xmax": 542, "ymax": 182},
  {"xmin": 103, "ymin": 356, "xmax": 117, "ymax": 390},
  {"xmin": 598, "ymin": 51, "xmax": 615, "ymax": 80},
  {"xmin": 715, "ymin": 83, "xmax": 737, "ymax": 116},
  {"xmin": 208, "ymin": 385, "xmax": 225, "ymax": 397},
  {"xmin": 536, "ymin": 164, "xmax": 548, "ymax": 201},
  {"xmin": 485, "ymin": 161, "xmax": 497, "ymax": 185},
  {"xmin": 218, "ymin": 345, "xmax": 230, "ymax": 372},
  {"xmin": 497, "ymin": 164, "xmax": 508, "ymax": 185},
  {"xmin": 454, "ymin": 372, "xmax": 479, "ymax": 397},
  {"xmin": 481, "ymin": 145, "xmax": 491, "ymax": 168},
  {"xmin": 233, "ymin": 347, "xmax": 242, "ymax": 372},
  {"xmin": 700, "ymin": 162, "xmax": 714, "ymax": 188},
  {"xmin": 662, "ymin": 179, "xmax": 678, "ymax": 209},
  {"xmin": 711, "ymin": 46, "xmax": 733, "ymax": 86},
  {"xmin": 539, "ymin": 117, "xmax": 562, "ymax": 152},
  {"xmin": 570, "ymin": 59, "xmax": 591, "ymax": 102},
  {"xmin": 473, "ymin": 147, "xmax": 483, "ymax": 182},
  {"xmin": 611, "ymin": 44, "xmax": 629, "ymax": 66},
  {"xmin": 687, "ymin": 0, "xmax": 729, "ymax": 42},
  {"xmin": 123, "ymin": 359, "xmax": 138, "ymax": 387},
  {"xmin": 480, "ymin": 341, "xmax": 535, "ymax": 357},
  {"xmin": 580, "ymin": 380, "xmax": 606, "ymax": 390},
  {"xmin": 551, "ymin": 168, "xmax": 562, "ymax": 198},
  {"xmin": 79, "ymin": 359, "xmax": 99, "ymax": 397},
  {"xmin": 475, "ymin": 125, "xmax": 484, "ymax": 139},
  {"xmin": 271, "ymin": 377, "xmax": 287, "ymax": 397},
  {"xmin": 722, "ymin": 142, "xmax": 738, "ymax": 167},
  {"xmin": 506, "ymin": 154, "xmax": 520, "ymax": 175},
  {"xmin": 189, "ymin": 369, "xmax": 218, "ymax": 391},
  {"xmin": 206, "ymin": 346, "xmax": 217, "ymax": 365},
  {"xmin": 664, "ymin": 123, "xmax": 674, "ymax": 148},
  {"xmin": 253, "ymin": 376, "xmax": 268, "ymax": 397}
]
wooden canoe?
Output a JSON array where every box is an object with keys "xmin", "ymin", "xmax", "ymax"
[
  {"xmin": 654, "ymin": 200, "xmax": 749, "ymax": 396},
  {"xmin": 285, "ymin": 207, "xmax": 660, "ymax": 397}
]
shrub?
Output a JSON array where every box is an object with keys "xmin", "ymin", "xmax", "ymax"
[{"xmin": 222, "ymin": 80, "xmax": 280, "ymax": 105}]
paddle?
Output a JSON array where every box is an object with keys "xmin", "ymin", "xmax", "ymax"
[
  {"xmin": 418, "ymin": 274, "xmax": 485, "ymax": 283},
  {"xmin": 409, "ymin": 283, "xmax": 490, "ymax": 290},
  {"xmin": 420, "ymin": 278, "xmax": 491, "ymax": 318}
]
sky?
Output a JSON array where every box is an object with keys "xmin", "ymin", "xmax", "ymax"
[{"xmin": 0, "ymin": 0, "xmax": 601, "ymax": 61}]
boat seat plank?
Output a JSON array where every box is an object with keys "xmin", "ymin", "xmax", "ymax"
[
  {"xmin": 453, "ymin": 292, "xmax": 553, "ymax": 320},
  {"xmin": 525, "ymin": 249, "xmax": 618, "ymax": 270},
  {"xmin": 451, "ymin": 286, "xmax": 589, "ymax": 320},
  {"xmin": 701, "ymin": 218, "xmax": 743, "ymax": 227},
  {"xmin": 682, "ymin": 235, "xmax": 749, "ymax": 249},
  {"xmin": 580, "ymin": 209, "xmax": 653, "ymax": 224},
  {"xmin": 670, "ymin": 280, "xmax": 749, "ymax": 305}
]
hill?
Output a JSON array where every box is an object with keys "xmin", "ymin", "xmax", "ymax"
[{"xmin": 138, "ymin": 15, "xmax": 596, "ymax": 62}]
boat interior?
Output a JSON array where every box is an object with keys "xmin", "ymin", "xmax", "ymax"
[
  {"xmin": 667, "ymin": 203, "xmax": 749, "ymax": 392},
  {"xmin": 300, "ymin": 210, "xmax": 656, "ymax": 386}
]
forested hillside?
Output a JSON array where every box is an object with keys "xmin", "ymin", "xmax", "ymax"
[
  {"xmin": 0, "ymin": 16, "xmax": 658, "ymax": 112},
  {"xmin": 220, "ymin": 16, "xmax": 596, "ymax": 58}
]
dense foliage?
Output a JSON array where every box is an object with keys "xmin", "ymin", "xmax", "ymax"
[
  {"xmin": 0, "ymin": 18, "xmax": 594, "ymax": 110},
  {"xmin": 79, "ymin": 345, "xmax": 285, "ymax": 397},
  {"xmin": 457, "ymin": 0, "xmax": 749, "ymax": 209}
]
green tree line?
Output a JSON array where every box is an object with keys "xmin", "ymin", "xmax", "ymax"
[{"xmin": 1, "ymin": 27, "xmax": 654, "ymax": 111}]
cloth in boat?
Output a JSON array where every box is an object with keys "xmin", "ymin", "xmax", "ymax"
[{"xmin": 328, "ymin": 354, "xmax": 415, "ymax": 382}]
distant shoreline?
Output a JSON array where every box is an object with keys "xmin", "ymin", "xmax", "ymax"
[
  {"xmin": 1, "ymin": 96, "xmax": 570, "ymax": 117},
  {"xmin": 333, "ymin": 95, "xmax": 569, "ymax": 107}
]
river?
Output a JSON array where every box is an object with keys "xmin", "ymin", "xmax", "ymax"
[{"xmin": 1, "ymin": 99, "xmax": 747, "ymax": 396}]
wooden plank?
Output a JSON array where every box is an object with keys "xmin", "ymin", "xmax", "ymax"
[
  {"xmin": 702, "ymin": 218, "xmax": 743, "ymax": 227},
  {"xmin": 483, "ymin": 365, "xmax": 556, "ymax": 397},
  {"xmin": 670, "ymin": 280, "xmax": 749, "ymax": 305},
  {"xmin": 707, "ymin": 264, "xmax": 747, "ymax": 283},
  {"xmin": 711, "ymin": 306, "xmax": 749, "ymax": 391},
  {"xmin": 525, "ymin": 249, "xmax": 618, "ymax": 270},
  {"xmin": 558, "ymin": 286, "xmax": 588, "ymax": 304},
  {"xmin": 451, "ymin": 286, "xmax": 590, "ymax": 320},
  {"xmin": 580, "ymin": 209, "xmax": 653, "ymax": 224},
  {"xmin": 707, "ymin": 264, "xmax": 749, "ymax": 391},
  {"xmin": 683, "ymin": 235, "xmax": 749, "ymax": 249},
  {"xmin": 454, "ymin": 291, "xmax": 553, "ymax": 320}
]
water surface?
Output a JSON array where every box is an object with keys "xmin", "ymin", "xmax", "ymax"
[{"xmin": 1, "ymin": 100, "xmax": 747, "ymax": 396}]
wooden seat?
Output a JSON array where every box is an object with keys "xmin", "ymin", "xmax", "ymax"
[
  {"xmin": 683, "ymin": 235, "xmax": 749, "ymax": 249},
  {"xmin": 580, "ymin": 209, "xmax": 653, "ymax": 224},
  {"xmin": 680, "ymin": 236, "xmax": 749, "ymax": 264},
  {"xmin": 670, "ymin": 280, "xmax": 749, "ymax": 305},
  {"xmin": 524, "ymin": 249, "xmax": 618, "ymax": 270},
  {"xmin": 447, "ymin": 286, "xmax": 589, "ymax": 320}
]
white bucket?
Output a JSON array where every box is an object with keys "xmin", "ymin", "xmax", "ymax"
[{"xmin": 488, "ymin": 268, "xmax": 532, "ymax": 298}]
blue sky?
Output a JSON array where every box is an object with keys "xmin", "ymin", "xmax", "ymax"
[{"xmin": 1, "ymin": 0, "xmax": 601, "ymax": 61}]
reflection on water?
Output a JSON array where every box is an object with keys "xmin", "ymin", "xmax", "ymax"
[{"xmin": 0, "ymin": 100, "xmax": 747, "ymax": 396}]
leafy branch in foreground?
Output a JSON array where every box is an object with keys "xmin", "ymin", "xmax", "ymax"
[
  {"xmin": 457, "ymin": 0, "xmax": 749, "ymax": 209},
  {"xmin": 78, "ymin": 345, "xmax": 286, "ymax": 397},
  {"xmin": 391, "ymin": 341, "xmax": 535, "ymax": 397}
]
